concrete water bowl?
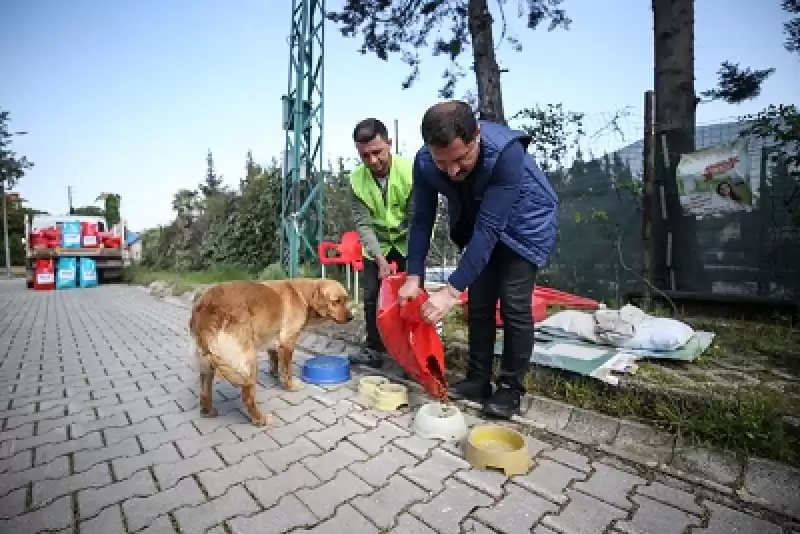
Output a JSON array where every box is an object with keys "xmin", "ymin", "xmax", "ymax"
[
  {"xmin": 464, "ymin": 425, "xmax": 532, "ymax": 476},
  {"xmin": 412, "ymin": 402, "xmax": 468, "ymax": 442}
]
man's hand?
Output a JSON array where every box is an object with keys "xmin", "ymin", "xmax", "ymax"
[
  {"xmin": 421, "ymin": 286, "xmax": 459, "ymax": 325},
  {"xmin": 398, "ymin": 275, "xmax": 421, "ymax": 304},
  {"xmin": 376, "ymin": 255, "xmax": 392, "ymax": 279}
]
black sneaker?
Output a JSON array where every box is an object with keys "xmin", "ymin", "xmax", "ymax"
[
  {"xmin": 482, "ymin": 383, "xmax": 522, "ymax": 420},
  {"xmin": 448, "ymin": 377, "xmax": 493, "ymax": 403},
  {"xmin": 349, "ymin": 348, "xmax": 384, "ymax": 369}
]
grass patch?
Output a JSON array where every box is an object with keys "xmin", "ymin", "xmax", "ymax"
[
  {"xmin": 123, "ymin": 264, "xmax": 256, "ymax": 286},
  {"xmin": 441, "ymin": 310, "xmax": 800, "ymax": 466},
  {"xmin": 449, "ymin": 345, "xmax": 799, "ymax": 465}
]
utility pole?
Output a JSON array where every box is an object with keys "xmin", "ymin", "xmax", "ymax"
[
  {"xmin": 394, "ymin": 119, "xmax": 399, "ymax": 155},
  {"xmin": 68, "ymin": 186, "xmax": 74, "ymax": 215},
  {"xmin": 1, "ymin": 181, "xmax": 10, "ymax": 277}
]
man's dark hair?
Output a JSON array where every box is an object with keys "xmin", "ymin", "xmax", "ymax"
[
  {"xmin": 353, "ymin": 118, "xmax": 389, "ymax": 143},
  {"xmin": 420, "ymin": 101, "xmax": 478, "ymax": 148}
]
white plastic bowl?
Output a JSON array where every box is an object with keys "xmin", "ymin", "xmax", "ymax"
[{"xmin": 412, "ymin": 402, "xmax": 468, "ymax": 442}]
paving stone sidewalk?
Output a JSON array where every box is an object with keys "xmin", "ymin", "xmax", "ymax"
[{"xmin": 0, "ymin": 280, "xmax": 795, "ymax": 533}]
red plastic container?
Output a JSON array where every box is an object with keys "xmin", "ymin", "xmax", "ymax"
[
  {"xmin": 33, "ymin": 259, "xmax": 56, "ymax": 291},
  {"xmin": 30, "ymin": 232, "xmax": 48, "ymax": 249},
  {"xmin": 81, "ymin": 222, "xmax": 99, "ymax": 248},
  {"xmin": 98, "ymin": 233, "xmax": 121, "ymax": 248},
  {"xmin": 377, "ymin": 273, "xmax": 448, "ymax": 401},
  {"xmin": 38, "ymin": 226, "xmax": 60, "ymax": 248}
]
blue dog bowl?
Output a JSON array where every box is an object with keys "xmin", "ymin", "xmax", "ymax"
[{"xmin": 301, "ymin": 355, "xmax": 351, "ymax": 385}]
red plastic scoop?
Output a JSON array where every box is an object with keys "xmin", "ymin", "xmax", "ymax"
[{"xmin": 377, "ymin": 273, "xmax": 448, "ymax": 401}]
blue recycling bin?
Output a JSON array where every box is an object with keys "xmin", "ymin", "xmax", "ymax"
[
  {"xmin": 79, "ymin": 257, "xmax": 98, "ymax": 288},
  {"xmin": 56, "ymin": 257, "xmax": 77, "ymax": 289},
  {"xmin": 61, "ymin": 221, "xmax": 82, "ymax": 249}
]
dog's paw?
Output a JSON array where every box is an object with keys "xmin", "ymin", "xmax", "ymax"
[
  {"xmin": 283, "ymin": 378, "xmax": 304, "ymax": 392},
  {"xmin": 252, "ymin": 413, "xmax": 277, "ymax": 427},
  {"xmin": 200, "ymin": 407, "xmax": 218, "ymax": 418}
]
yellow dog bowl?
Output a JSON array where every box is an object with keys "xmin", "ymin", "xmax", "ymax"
[
  {"xmin": 464, "ymin": 425, "xmax": 532, "ymax": 476},
  {"xmin": 357, "ymin": 376, "xmax": 408, "ymax": 411},
  {"xmin": 373, "ymin": 383, "xmax": 409, "ymax": 411},
  {"xmin": 358, "ymin": 376, "xmax": 389, "ymax": 400}
]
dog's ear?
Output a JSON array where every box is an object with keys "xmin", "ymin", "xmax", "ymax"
[{"xmin": 309, "ymin": 285, "xmax": 329, "ymax": 316}]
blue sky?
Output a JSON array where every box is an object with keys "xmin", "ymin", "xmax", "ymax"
[{"xmin": 3, "ymin": 0, "xmax": 797, "ymax": 231}]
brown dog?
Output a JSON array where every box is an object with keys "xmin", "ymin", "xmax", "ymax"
[{"xmin": 188, "ymin": 278, "xmax": 352, "ymax": 425}]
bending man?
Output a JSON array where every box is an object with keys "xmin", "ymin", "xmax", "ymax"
[{"xmin": 399, "ymin": 101, "xmax": 559, "ymax": 419}]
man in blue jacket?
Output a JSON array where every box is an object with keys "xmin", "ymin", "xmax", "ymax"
[{"xmin": 398, "ymin": 100, "xmax": 559, "ymax": 419}]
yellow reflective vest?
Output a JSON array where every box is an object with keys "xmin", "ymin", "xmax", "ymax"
[{"xmin": 349, "ymin": 155, "xmax": 413, "ymax": 258}]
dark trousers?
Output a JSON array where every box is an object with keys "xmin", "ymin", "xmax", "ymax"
[
  {"xmin": 466, "ymin": 243, "xmax": 538, "ymax": 392},
  {"xmin": 363, "ymin": 248, "xmax": 407, "ymax": 350}
]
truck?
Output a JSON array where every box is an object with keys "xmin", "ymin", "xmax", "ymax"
[{"xmin": 23, "ymin": 214, "xmax": 126, "ymax": 289}]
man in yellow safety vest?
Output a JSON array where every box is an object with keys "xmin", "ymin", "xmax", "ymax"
[{"xmin": 348, "ymin": 118, "xmax": 414, "ymax": 368}]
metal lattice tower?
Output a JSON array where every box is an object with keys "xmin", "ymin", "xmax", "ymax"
[{"xmin": 281, "ymin": 0, "xmax": 325, "ymax": 278}]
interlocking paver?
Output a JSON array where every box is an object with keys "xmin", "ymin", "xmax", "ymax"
[
  {"xmin": 474, "ymin": 483, "xmax": 558, "ymax": 532},
  {"xmin": 306, "ymin": 417, "xmax": 366, "ymax": 450},
  {"xmin": 0, "ymin": 426, "xmax": 68, "ymax": 459},
  {"xmin": 636, "ymin": 480, "xmax": 704, "ymax": 516},
  {"xmin": 701, "ymin": 501, "xmax": 783, "ymax": 533},
  {"xmin": 616, "ymin": 494, "xmax": 699, "ymax": 533},
  {"xmin": 111, "ymin": 442, "xmax": 181, "ymax": 480},
  {"xmin": 104, "ymin": 416, "xmax": 164, "ymax": 445},
  {"xmin": 216, "ymin": 432, "xmax": 279, "ymax": 464},
  {"xmin": 515, "ymin": 458, "xmax": 585, "ymax": 504},
  {"xmin": 0, "ymin": 455, "xmax": 69, "ymax": 496},
  {"xmin": 246, "ymin": 463, "xmax": 321, "ymax": 508},
  {"xmin": 73, "ymin": 436, "xmax": 142, "ymax": 472},
  {"xmin": 153, "ymin": 446, "xmax": 225, "ymax": 489},
  {"xmin": 0, "ymin": 283, "xmax": 791, "ymax": 534},
  {"xmin": 177, "ymin": 426, "xmax": 239, "ymax": 454},
  {"xmin": 78, "ymin": 504, "xmax": 127, "ymax": 534},
  {"xmin": 348, "ymin": 444, "xmax": 417, "ymax": 486},
  {"xmin": 197, "ymin": 453, "xmax": 272, "ymax": 497},
  {"xmin": 32, "ymin": 462, "xmax": 111, "ymax": 506},
  {"xmin": 123, "ymin": 476, "xmax": 206, "ymax": 531},
  {"xmin": 348, "ymin": 420, "xmax": 409, "ymax": 455},
  {"xmin": 543, "ymin": 489, "xmax": 627, "ymax": 534},
  {"xmin": 401, "ymin": 448, "xmax": 470, "ymax": 492},
  {"xmin": 296, "ymin": 468, "xmax": 372, "ymax": 519},
  {"xmin": 174, "ymin": 484, "xmax": 260, "ymax": 533},
  {"xmin": 390, "ymin": 513, "xmax": 437, "ymax": 533},
  {"xmin": 229, "ymin": 494, "xmax": 317, "ymax": 533},
  {"xmin": 300, "ymin": 503, "xmax": 379, "ymax": 533},
  {"xmin": 79, "ymin": 468, "xmax": 159, "ymax": 519},
  {"xmin": 259, "ymin": 435, "xmax": 322, "ymax": 473},
  {"xmin": 269, "ymin": 415, "xmax": 325, "ymax": 445},
  {"xmin": 411, "ymin": 478, "xmax": 493, "ymax": 534},
  {"xmin": 0, "ymin": 494, "xmax": 72, "ymax": 532},
  {"xmin": 352, "ymin": 474, "xmax": 427, "ymax": 529},
  {"xmin": 303, "ymin": 440, "xmax": 368, "ymax": 481},
  {"xmin": 573, "ymin": 461, "xmax": 645, "ymax": 509},
  {"xmin": 34, "ymin": 431, "xmax": 104, "ymax": 465},
  {"xmin": 0, "ymin": 487, "xmax": 27, "ymax": 518},
  {"xmin": 312, "ymin": 400, "xmax": 360, "ymax": 425}
]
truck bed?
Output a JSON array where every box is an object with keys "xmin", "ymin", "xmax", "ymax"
[{"xmin": 28, "ymin": 247, "xmax": 122, "ymax": 258}]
